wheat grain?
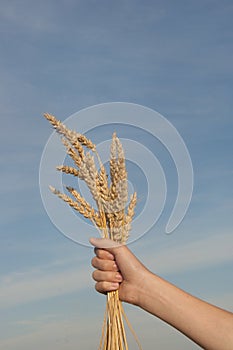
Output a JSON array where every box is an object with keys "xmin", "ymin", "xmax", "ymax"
[
  {"xmin": 61, "ymin": 138, "xmax": 82, "ymax": 168},
  {"xmin": 97, "ymin": 165, "xmax": 109, "ymax": 202},
  {"xmin": 109, "ymin": 132, "xmax": 118, "ymax": 200},
  {"xmin": 56, "ymin": 165, "xmax": 80, "ymax": 177},
  {"xmin": 115, "ymin": 137, "xmax": 128, "ymax": 212},
  {"xmin": 125, "ymin": 192, "xmax": 137, "ymax": 224},
  {"xmin": 109, "ymin": 134, "xmax": 128, "ymax": 207},
  {"xmin": 78, "ymin": 153, "xmax": 100, "ymax": 203}
]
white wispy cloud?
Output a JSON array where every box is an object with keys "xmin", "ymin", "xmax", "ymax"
[
  {"xmin": 0, "ymin": 316, "xmax": 99, "ymax": 350},
  {"xmin": 137, "ymin": 231, "xmax": 233, "ymax": 275},
  {"xmin": 0, "ymin": 263, "xmax": 92, "ymax": 309}
]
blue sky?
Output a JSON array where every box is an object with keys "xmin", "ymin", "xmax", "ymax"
[{"xmin": 0, "ymin": 0, "xmax": 232, "ymax": 349}]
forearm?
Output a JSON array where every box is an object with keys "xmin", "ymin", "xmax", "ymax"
[
  {"xmin": 90, "ymin": 239, "xmax": 233, "ymax": 349},
  {"xmin": 138, "ymin": 272, "xmax": 233, "ymax": 350}
]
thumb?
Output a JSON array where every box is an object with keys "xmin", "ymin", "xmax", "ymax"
[
  {"xmin": 89, "ymin": 237, "xmax": 143, "ymax": 275},
  {"xmin": 89, "ymin": 237, "xmax": 122, "ymax": 250}
]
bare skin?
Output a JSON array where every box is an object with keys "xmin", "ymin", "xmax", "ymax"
[{"xmin": 90, "ymin": 237, "xmax": 233, "ymax": 350}]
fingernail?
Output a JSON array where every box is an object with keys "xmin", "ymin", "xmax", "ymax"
[
  {"xmin": 116, "ymin": 273, "xmax": 122, "ymax": 282},
  {"xmin": 111, "ymin": 282, "xmax": 119, "ymax": 289}
]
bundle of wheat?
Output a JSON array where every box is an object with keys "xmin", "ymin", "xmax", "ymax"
[{"xmin": 44, "ymin": 113, "xmax": 142, "ymax": 350}]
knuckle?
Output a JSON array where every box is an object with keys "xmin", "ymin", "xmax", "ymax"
[
  {"xmin": 95, "ymin": 282, "xmax": 100, "ymax": 292},
  {"xmin": 97, "ymin": 250, "xmax": 104, "ymax": 259},
  {"xmin": 102, "ymin": 281, "xmax": 111, "ymax": 292},
  {"xmin": 100, "ymin": 260, "xmax": 108, "ymax": 271},
  {"xmin": 102, "ymin": 281, "xmax": 109, "ymax": 291},
  {"xmin": 92, "ymin": 270, "xmax": 98, "ymax": 281},
  {"xmin": 95, "ymin": 248, "xmax": 105, "ymax": 259},
  {"xmin": 95, "ymin": 282, "xmax": 107, "ymax": 294},
  {"xmin": 91, "ymin": 256, "xmax": 97, "ymax": 268},
  {"xmin": 94, "ymin": 247, "xmax": 99, "ymax": 256}
]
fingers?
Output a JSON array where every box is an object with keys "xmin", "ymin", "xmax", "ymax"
[
  {"xmin": 92, "ymin": 270, "xmax": 123, "ymax": 294},
  {"xmin": 95, "ymin": 281, "xmax": 120, "ymax": 294},
  {"xmin": 92, "ymin": 270, "xmax": 123, "ymax": 284},
  {"xmin": 91, "ymin": 245, "xmax": 122, "ymax": 294},
  {"xmin": 90, "ymin": 238, "xmax": 131, "ymax": 264},
  {"xmin": 91, "ymin": 256, "xmax": 118, "ymax": 272},
  {"xmin": 90, "ymin": 238, "xmax": 136, "ymax": 296},
  {"xmin": 90, "ymin": 237, "xmax": 128, "ymax": 266},
  {"xmin": 94, "ymin": 247, "xmax": 115, "ymax": 261}
]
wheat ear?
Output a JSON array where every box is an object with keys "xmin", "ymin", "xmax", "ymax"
[
  {"xmin": 44, "ymin": 113, "xmax": 96, "ymax": 151},
  {"xmin": 61, "ymin": 138, "xmax": 82, "ymax": 168},
  {"xmin": 49, "ymin": 186, "xmax": 102, "ymax": 228},
  {"xmin": 125, "ymin": 192, "xmax": 137, "ymax": 224},
  {"xmin": 56, "ymin": 165, "xmax": 80, "ymax": 177}
]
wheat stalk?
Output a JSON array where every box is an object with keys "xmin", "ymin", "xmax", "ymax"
[{"xmin": 44, "ymin": 113, "xmax": 141, "ymax": 350}]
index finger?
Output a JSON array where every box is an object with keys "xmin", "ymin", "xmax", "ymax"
[{"xmin": 94, "ymin": 247, "xmax": 115, "ymax": 261}]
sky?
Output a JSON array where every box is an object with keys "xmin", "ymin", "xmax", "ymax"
[{"xmin": 0, "ymin": 0, "xmax": 233, "ymax": 349}]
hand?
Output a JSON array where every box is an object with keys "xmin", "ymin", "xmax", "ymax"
[
  {"xmin": 90, "ymin": 238, "xmax": 150, "ymax": 305},
  {"xmin": 90, "ymin": 238, "xmax": 233, "ymax": 350}
]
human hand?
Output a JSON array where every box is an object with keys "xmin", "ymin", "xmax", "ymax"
[
  {"xmin": 90, "ymin": 238, "xmax": 150, "ymax": 306},
  {"xmin": 90, "ymin": 238, "xmax": 233, "ymax": 350}
]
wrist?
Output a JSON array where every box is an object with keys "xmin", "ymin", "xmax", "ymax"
[
  {"xmin": 130, "ymin": 269, "xmax": 155, "ymax": 307},
  {"xmin": 137, "ymin": 271, "xmax": 171, "ymax": 316},
  {"xmin": 137, "ymin": 271, "xmax": 157, "ymax": 308},
  {"xmin": 120, "ymin": 269, "xmax": 153, "ymax": 306}
]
